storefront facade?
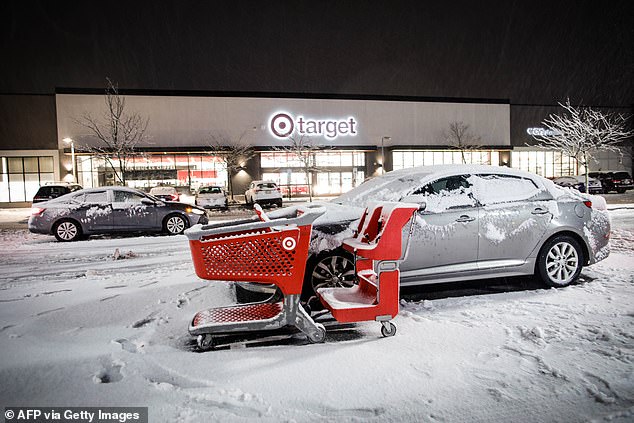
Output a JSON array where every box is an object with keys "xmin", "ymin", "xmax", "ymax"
[{"xmin": 1, "ymin": 92, "xmax": 630, "ymax": 205}]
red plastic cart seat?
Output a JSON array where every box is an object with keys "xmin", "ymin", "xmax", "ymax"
[{"xmin": 317, "ymin": 202, "xmax": 418, "ymax": 325}]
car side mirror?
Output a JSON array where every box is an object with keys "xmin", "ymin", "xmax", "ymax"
[{"xmin": 400, "ymin": 194, "xmax": 427, "ymax": 211}]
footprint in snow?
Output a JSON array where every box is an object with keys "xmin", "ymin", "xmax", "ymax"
[{"xmin": 93, "ymin": 359, "xmax": 124, "ymax": 384}]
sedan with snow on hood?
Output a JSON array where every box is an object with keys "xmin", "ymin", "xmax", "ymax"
[
  {"xmin": 236, "ymin": 165, "xmax": 611, "ymax": 302},
  {"xmin": 28, "ymin": 187, "xmax": 208, "ymax": 241}
]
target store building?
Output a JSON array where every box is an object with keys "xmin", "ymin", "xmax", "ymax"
[
  {"xmin": 2, "ymin": 90, "xmax": 629, "ymax": 205},
  {"xmin": 56, "ymin": 92, "xmax": 510, "ymax": 198}
]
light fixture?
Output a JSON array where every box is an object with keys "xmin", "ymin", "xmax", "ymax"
[{"xmin": 63, "ymin": 137, "xmax": 76, "ymax": 183}]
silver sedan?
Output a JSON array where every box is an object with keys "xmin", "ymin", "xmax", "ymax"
[{"xmin": 237, "ymin": 165, "xmax": 611, "ymax": 301}]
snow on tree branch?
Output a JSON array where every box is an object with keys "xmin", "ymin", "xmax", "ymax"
[{"xmin": 532, "ymin": 98, "xmax": 633, "ymax": 190}]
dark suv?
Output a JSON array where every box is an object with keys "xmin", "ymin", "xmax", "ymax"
[
  {"xmin": 32, "ymin": 183, "xmax": 83, "ymax": 203},
  {"xmin": 589, "ymin": 171, "xmax": 633, "ymax": 194}
]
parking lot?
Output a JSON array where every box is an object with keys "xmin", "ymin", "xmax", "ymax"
[{"xmin": 0, "ymin": 192, "xmax": 633, "ymax": 422}]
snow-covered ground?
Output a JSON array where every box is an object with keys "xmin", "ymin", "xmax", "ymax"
[{"xmin": 0, "ymin": 209, "xmax": 633, "ymax": 422}]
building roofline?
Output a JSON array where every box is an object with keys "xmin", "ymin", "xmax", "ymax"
[{"xmin": 54, "ymin": 87, "xmax": 510, "ymax": 105}]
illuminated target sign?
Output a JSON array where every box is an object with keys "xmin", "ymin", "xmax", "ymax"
[
  {"xmin": 282, "ymin": 236, "xmax": 297, "ymax": 251},
  {"xmin": 269, "ymin": 111, "xmax": 358, "ymax": 140}
]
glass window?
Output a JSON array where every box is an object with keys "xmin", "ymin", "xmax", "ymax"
[
  {"xmin": 8, "ymin": 158, "xmax": 23, "ymax": 173},
  {"xmin": 39, "ymin": 157, "xmax": 54, "ymax": 173},
  {"xmin": 84, "ymin": 191, "xmax": 109, "ymax": 203},
  {"xmin": 472, "ymin": 174, "xmax": 539, "ymax": 204},
  {"xmin": 113, "ymin": 190, "xmax": 145, "ymax": 203},
  {"xmin": 24, "ymin": 157, "xmax": 39, "ymax": 173}
]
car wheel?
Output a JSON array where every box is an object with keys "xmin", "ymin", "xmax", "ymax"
[
  {"xmin": 536, "ymin": 235, "xmax": 584, "ymax": 287},
  {"xmin": 53, "ymin": 219, "xmax": 82, "ymax": 242},
  {"xmin": 617, "ymin": 188, "xmax": 626, "ymax": 194},
  {"xmin": 164, "ymin": 214, "xmax": 187, "ymax": 235},
  {"xmin": 303, "ymin": 249, "xmax": 356, "ymax": 300}
]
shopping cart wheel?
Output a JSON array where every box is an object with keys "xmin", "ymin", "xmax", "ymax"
[
  {"xmin": 197, "ymin": 334, "xmax": 215, "ymax": 351},
  {"xmin": 307, "ymin": 323, "xmax": 326, "ymax": 344},
  {"xmin": 380, "ymin": 322, "xmax": 397, "ymax": 337}
]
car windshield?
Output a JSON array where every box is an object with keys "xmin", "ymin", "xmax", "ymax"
[
  {"xmin": 614, "ymin": 172, "xmax": 631, "ymax": 179},
  {"xmin": 199, "ymin": 187, "xmax": 222, "ymax": 194},
  {"xmin": 333, "ymin": 172, "xmax": 433, "ymax": 206},
  {"xmin": 150, "ymin": 187, "xmax": 176, "ymax": 194}
]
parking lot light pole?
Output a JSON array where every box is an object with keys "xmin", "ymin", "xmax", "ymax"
[
  {"xmin": 63, "ymin": 137, "xmax": 76, "ymax": 183},
  {"xmin": 381, "ymin": 136, "xmax": 391, "ymax": 174}
]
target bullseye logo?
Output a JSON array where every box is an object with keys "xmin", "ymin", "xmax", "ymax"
[
  {"xmin": 270, "ymin": 113, "xmax": 294, "ymax": 138},
  {"xmin": 282, "ymin": 236, "xmax": 297, "ymax": 251}
]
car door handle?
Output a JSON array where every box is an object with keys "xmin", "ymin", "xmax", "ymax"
[
  {"xmin": 532, "ymin": 208, "xmax": 550, "ymax": 215},
  {"xmin": 455, "ymin": 215, "xmax": 475, "ymax": 223}
]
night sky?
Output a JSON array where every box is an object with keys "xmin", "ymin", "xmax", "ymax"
[{"xmin": 1, "ymin": 0, "xmax": 633, "ymax": 106}]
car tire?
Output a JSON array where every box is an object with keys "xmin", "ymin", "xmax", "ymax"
[
  {"xmin": 53, "ymin": 219, "xmax": 82, "ymax": 242},
  {"xmin": 617, "ymin": 188, "xmax": 626, "ymax": 194},
  {"xmin": 536, "ymin": 234, "xmax": 584, "ymax": 287},
  {"xmin": 163, "ymin": 214, "xmax": 187, "ymax": 235},
  {"xmin": 302, "ymin": 248, "xmax": 356, "ymax": 301}
]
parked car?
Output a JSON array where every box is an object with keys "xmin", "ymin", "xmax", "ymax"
[
  {"xmin": 149, "ymin": 186, "xmax": 179, "ymax": 202},
  {"xmin": 244, "ymin": 180, "xmax": 283, "ymax": 207},
  {"xmin": 32, "ymin": 182, "xmax": 82, "ymax": 203},
  {"xmin": 176, "ymin": 186, "xmax": 198, "ymax": 205},
  {"xmin": 28, "ymin": 187, "xmax": 208, "ymax": 241},
  {"xmin": 552, "ymin": 175, "xmax": 603, "ymax": 194},
  {"xmin": 235, "ymin": 165, "xmax": 611, "ymax": 302},
  {"xmin": 197, "ymin": 186, "xmax": 229, "ymax": 209},
  {"xmin": 588, "ymin": 171, "xmax": 633, "ymax": 194}
]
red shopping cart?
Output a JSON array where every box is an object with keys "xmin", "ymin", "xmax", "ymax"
[
  {"xmin": 186, "ymin": 201, "xmax": 418, "ymax": 350},
  {"xmin": 186, "ymin": 205, "xmax": 326, "ymax": 350}
]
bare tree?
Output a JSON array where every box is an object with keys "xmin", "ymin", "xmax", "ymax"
[
  {"xmin": 443, "ymin": 121, "xmax": 482, "ymax": 164},
  {"xmin": 275, "ymin": 134, "xmax": 328, "ymax": 202},
  {"xmin": 532, "ymin": 99, "xmax": 633, "ymax": 191},
  {"xmin": 75, "ymin": 78, "xmax": 149, "ymax": 185},
  {"xmin": 207, "ymin": 132, "xmax": 255, "ymax": 201}
]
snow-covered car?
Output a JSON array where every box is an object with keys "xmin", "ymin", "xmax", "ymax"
[
  {"xmin": 552, "ymin": 175, "xmax": 603, "ymax": 194},
  {"xmin": 244, "ymin": 181, "xmax": 283, "ymax": 207},
  {"xmin": 236, "ymin": 165, "xmax": 611, "ymax": 302},
  {"xmin": 149, "ymin": 186, "xmax": 180, "ymax": 202},
  {"xmin": 197, "ymin": 186, "xmax": 228, "ymax": 209},
  {"xmin": 28, "ymin": 187, "xmax": 208, "ymax": 241}
]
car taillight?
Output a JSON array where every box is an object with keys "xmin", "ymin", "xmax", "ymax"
[
  {"xmin": 171, "ymin": 194, "xmax": 179, "ymax": 201},
  {"xmin": 583, "ymin": 200, "xmax": 592, "ymax": 208},
  {"xmin": 31, "ymin": 207, "xmax": 45, "ymax": 216},
  {"xmin": 614, "ymin": 180, "xmax": 621, "ymax": 183}
]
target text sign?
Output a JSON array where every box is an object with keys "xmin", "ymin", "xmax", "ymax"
[{"xmin": 269, "ymin": 112, "xmax": 358, "ymax": 140}]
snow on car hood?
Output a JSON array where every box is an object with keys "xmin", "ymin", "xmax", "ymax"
[{"xmin": 268, "ymin": 202, "xmax": 364, "ymax": 254}]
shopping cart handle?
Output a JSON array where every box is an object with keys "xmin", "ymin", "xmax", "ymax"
[{"xmin": 184, "ymin": 208, "xmax": 325, "ymax": 240}]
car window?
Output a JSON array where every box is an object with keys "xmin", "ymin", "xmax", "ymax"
[
  {"xmin": 471, "ymin": 174, "xmax": 540, "ymax": 205},
  {"xmin": 113, "ymin": 190, "xmax": 145, "ymax": 204},
  {"xmin": 258, "ymin": 183, "xmax": 277, "ymax": 189},
  {"xmin": 83, "ymin": 191, "xmax": 109, "ymax": 203},
  {"xmin": 413, "ymin": 175, "xmax": 476, "ymax": 212},
  {"xmin": 210, "ymin": 187, "xmax": 222, "ymax": 194},
  {"xmin": 614, "ymin": 172, "xmax": 631, "ymax": 179}
]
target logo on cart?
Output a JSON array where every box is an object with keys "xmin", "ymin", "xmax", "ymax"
[{"xmin": 282, "ymin": 237, "xmax": 297, "ymax": 251}]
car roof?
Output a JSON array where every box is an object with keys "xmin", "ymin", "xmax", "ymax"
[{"xmin": 382, "ymin": 164, "xmax": 542, "ymax": 181}]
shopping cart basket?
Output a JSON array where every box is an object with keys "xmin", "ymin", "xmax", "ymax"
[{"xmin": 185, "ymin": 205, "xmax": 326, "ymax": 350}]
